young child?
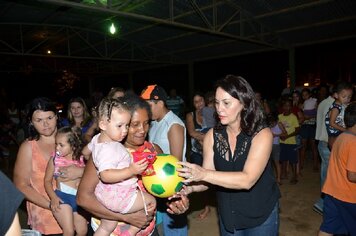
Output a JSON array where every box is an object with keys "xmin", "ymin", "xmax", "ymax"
[
  {"xmin": 268, "ymin": 112, "xmax": 287, "ymax": 185},
  {"xmin": 318, "ymin": 101, "xmax": 356, "ymax": 236},
  {"xmin": 325, "ymin": 80, "xmax": 353, "ymax": 149},
  {"xmin": 300, "ymin": 88, "xmax": 319, "ymax": 172},
  {"xmin": 44, "ymin": 126, "xmax": 87, "ymax": 236},
  {"xmin": 278, "ymin": 99, "xmax": 300, "ymax": 184},
  {"xmin": 82, "ymin": 97, "xmax": 156, "ymax": 236},
  {"xmin": 201, "ymin": 90, "xmax": 216, "ymax": 131}
]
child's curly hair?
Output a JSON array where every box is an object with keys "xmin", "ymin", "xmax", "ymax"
[{"xmin": 57, "ymin": 126, "xmax": 84, "ymax": 161}]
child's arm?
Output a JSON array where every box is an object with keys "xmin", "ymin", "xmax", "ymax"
[
  {"xmin": 81, "ymin": 145, "xmax": 91, "ymax": 161},
  {"xmin": 280, "ymin": 124, "xmax": 300, "ymax": 141},
  {"xmin": 44, "ymin": 157, "xmax": 63, "ymax": 212},
  {"xmin": 329, "ymin": 107, "xmax": 346, "ymax": 132},
  {"xmin": 83, "ymin": 122, "xmax": 98, "ymax": 144},
  {"xmin": 277, "ymin": 122, "xmax": 288, "ymax": 137},
  {"xmin": 99, "ymin": 158, "xmax": 148, "ymax": 183}
]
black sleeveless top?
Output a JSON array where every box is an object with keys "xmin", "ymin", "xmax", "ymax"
[{"xmin": 213, "ymin": 126, "xmax": 280, "ymax": 231}]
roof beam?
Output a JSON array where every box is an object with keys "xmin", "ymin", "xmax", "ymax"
[
  {"xmin": 37, "ymin": 0, "xmax": 283, "ymax": 49},
  {"xmin": 188, "ymin": 0, "xmax": 213, "ymax": 29},
  {"xmin": 0, "ymin": 22, "xmax": 178, "ymax": 64}
]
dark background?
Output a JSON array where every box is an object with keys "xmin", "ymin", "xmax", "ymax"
[{"xmin": 1, "ymin": 38, "xmax": 355, "ymax": 109}]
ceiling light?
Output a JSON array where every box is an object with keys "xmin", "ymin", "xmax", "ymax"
[{"xmin": 109, "ymin": 23, "xmax": 116, "ymax": 35}]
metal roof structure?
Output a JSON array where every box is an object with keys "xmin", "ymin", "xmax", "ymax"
[{"xmin": 0, "ymin": 0, "xmax": 355, "ymax": 74}]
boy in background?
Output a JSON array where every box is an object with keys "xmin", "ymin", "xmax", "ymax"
[
  {"xmin": 318, "ymin": 101, "xmax": 356, "ymax": 236},
  {"xmin": 278, "ymin": 99, "xmax": 300, "ymax": 184}
]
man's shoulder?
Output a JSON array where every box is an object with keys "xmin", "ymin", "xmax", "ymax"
[
  {"xmin": 319, "ymin": 96, "xmax": 334, "ymax": 106},
  {"xmin": 164, "ymin": 111, "xmax": 185, "ymax": 126}
]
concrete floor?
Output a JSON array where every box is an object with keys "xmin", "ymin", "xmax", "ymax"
[{"xmin": 2, "ymin": 147, "xmax": 323, "ymax": 235}]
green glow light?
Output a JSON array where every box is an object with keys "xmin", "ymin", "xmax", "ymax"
[{"xmin": 109, "ymin": 23, "xmax": 116, "ymax": 34}]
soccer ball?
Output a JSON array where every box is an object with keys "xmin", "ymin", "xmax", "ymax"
[{"xmin": 142, "ymin": 154, "xmax": 184, "ymax": 198}]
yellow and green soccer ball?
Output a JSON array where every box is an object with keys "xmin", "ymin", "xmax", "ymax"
[{"xmin": 142, "ymin": 154, "xmax": 184, "ymax": 198}]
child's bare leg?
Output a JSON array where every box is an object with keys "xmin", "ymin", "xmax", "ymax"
[
  {"xmin": 281, "ymin": 161, "xmax": 287, "ymax": 179},
  {"xmin": 273, "ymin": 159, "xmax": 281, "ymax": 184},
  {"xmin": 52, "ymin": 204, "xmax": 75, "ymax": 236},
  {"xmin": 128, "ymin": 192, "xmax": 156, "ymax": 213},
  {"xmin": 73, "ymin": 212, "xmax": 88, "ymax": 236},
  {"xmin": 94, "ymin": 219, "xmax": 118, "ymax": 236},
  {"xmin": 328, "ymin": 137, "xmax": 335, "ymax": 150},
  {"xmin": 290, "ymin": 163, "xmax": 298, "ymax": 185}
]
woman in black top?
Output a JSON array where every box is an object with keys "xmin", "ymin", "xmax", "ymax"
[{"xmin": 178, "ymin": 75, "xmax": 280, "ymax": 235}]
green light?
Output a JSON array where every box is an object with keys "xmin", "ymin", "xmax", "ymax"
[{"xmin": 109, "ymin": 23, "xmax": 116, "ymax": 34}]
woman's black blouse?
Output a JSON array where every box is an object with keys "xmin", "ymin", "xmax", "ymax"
[{"xmin": 213, "ymin": 126, "xmax": 280, "ymax": 232}]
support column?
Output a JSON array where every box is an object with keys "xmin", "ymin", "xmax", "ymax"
[
  {"xmin": 289, "ymin": 48, "xmax": 296, "ymax": 91},
  {"xmin": 88, "ymin": 77, "xmax": 94, "ymax": 95},
  {"xmin": 128, "ymin": 72, "xmax": 134, "ymax": 90},
  {"xmin": 188, "ymin": 62, "xmax": 194, "ymax": 103}
]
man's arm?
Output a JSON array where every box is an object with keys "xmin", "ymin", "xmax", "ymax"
[{"xmin": 168, "ymin": 123, "xmax": 185, "ymax": 161}]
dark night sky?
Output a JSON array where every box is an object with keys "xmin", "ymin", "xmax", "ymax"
[{"xmin": 1, "ymin": 38, "xmax": 355, "ymax": 109}]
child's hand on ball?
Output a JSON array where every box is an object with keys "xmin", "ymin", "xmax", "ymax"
[{"xmin": 129, "ymin": 159, "xmax": 148, "ymax": 175}]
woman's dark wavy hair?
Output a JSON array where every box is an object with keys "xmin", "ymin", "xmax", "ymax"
[
  {"xmin": 214, "ymin": 75, "xmax": 267, "ymax": 136},
  {"xmin": 122, "ymin": 91, "xmax": 152, "ymax": 120},
  {"xmin": 57, "ymin": 126, "xmax": 84, "ymax": 161},
  {"xmin": 26, "ymin": 97, "xmax": 58, "ymax": 141}
]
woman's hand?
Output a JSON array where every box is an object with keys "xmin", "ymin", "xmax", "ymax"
[
  {"xmin": 177, "ymin": 161, "xmax": 206, "ymax": 183},
  {"xmin": 170, "ymin": 185, "xmax": 193, "ymax": 197},
  {"xmin": 166, "ymin": 194, "xmax": 190, "ymax": 215},
  {"xmin": 57, "ymin": 164, "xmax": 84, "ymax": 181},
  {"xmin": 124, "ymin": 202, "xmax": 155, "ymax": 229}
]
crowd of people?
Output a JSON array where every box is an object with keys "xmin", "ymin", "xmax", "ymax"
[{"xmin": 0, "ymin": 77, "xmax": 355, "ymax": 236}]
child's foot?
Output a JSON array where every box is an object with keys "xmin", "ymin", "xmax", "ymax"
[
  {"xmin": 195, "ymin": 206, "xmax": 210, "ymax": 220},
  {"xmin": 290, "ymin": 178, "xmax": 298, "ymax": 185}
]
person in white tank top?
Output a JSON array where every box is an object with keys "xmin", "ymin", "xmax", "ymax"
[{"xmin": 141, "ymin": 84, "xmax": 188, "ymax": 236}]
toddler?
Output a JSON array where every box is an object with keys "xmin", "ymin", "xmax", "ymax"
[
  {"xmin": 82, "ymin": 97, "xmax": 156, "ymax": 236},
  {"xmin": 44, "ymin": 126, "xmax": 87, "ymax": 236},
  {"xmin": 325, "ymin": 81, "xmax": 353, "ymax": 149}
]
